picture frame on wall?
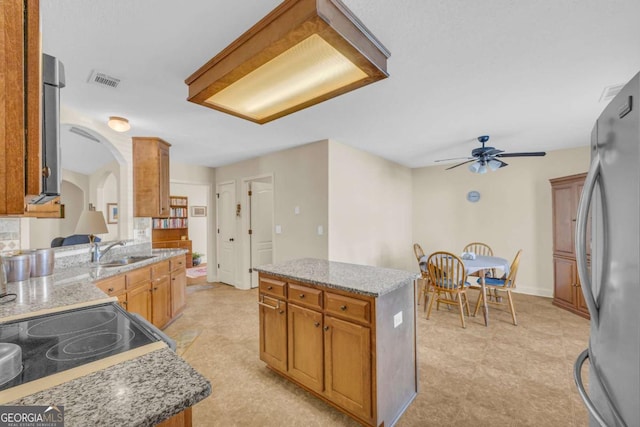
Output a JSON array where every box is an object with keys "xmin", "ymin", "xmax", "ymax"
[
  {"xmin": 107, "ymin": 203, "xmax": 118, "ymax": 224},
  {"xmin": 191, "ymin": 206, "xmax": 207, "ymax": 217}
]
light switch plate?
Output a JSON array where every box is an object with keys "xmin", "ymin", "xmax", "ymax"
[
  {"xmin": 294, "ymin": 206, "xmax": 300, "ymax": 215},
  {"xmin": 317, "ymin": 225, "xmax": 323, "ymax": 235},
  {"xmin": 393, "ymin": 311, "xmax": 403, "ymax": 328}
]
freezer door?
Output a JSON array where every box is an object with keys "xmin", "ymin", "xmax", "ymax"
[{"xmin": 587, "ymin": 72, "xmax": 640, "ymax": 427}]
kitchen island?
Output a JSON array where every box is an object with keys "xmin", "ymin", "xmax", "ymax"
[
  {"xmin": 0, "ymin": 248, "xmax": 210, "ymax": 426},
  {"xmin": 254, "ymin": 258, "xmax": 419, "ymax": 427}
]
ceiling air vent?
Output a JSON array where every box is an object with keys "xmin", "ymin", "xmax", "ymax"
[
  {"xmin": 88, "ymin": 70, "xmax": 121, "ymax": 89},
  {"xmin": 599, "ymin": 83, "xmax": 625, "ymax": 103},
  {"xmin": 69, "ymin": 126, "xmax": 101, "ymax": 143}
]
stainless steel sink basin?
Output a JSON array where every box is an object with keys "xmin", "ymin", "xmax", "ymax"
[{"xmin": 98, "ymin": 255, "xmax": 156, "ymax": 268}]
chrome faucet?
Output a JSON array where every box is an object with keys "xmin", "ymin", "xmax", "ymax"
[{"xmin": 92, "ymin": 241, "xmax": 126, "ymax": 263}]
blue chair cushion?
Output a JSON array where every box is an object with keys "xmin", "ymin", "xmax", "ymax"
[
  {"xmin": 62, "ymin": 234, "xmax": 101, "ymax": 246},
  {"xmin": 436, "ymin": 278, "xmax": 471, "ymax": 289},
  {"xmin": 477, "ymin": 277, "xmax": 506, "ymax": 286}
]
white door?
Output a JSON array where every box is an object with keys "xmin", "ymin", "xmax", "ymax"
[
  {"xmin": 217, "ymin": 182, "xmax": 236, "ymax": 285},
  {"xmin": 250, "ymin": 181, "xmax": 273, "ymax": 288}
]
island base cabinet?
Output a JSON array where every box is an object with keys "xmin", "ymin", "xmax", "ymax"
[
  {"xmin": 259, "ymin": 295, "xmax": 287, "ymax": 373},
  {"xmin": 324, "ymin": 315, "xmax": 372, "ymax": 423},
  {"xmin": 288, "ymin": 304, "xmax": 324, "ymax": 393}
]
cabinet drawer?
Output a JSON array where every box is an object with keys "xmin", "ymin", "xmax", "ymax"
[
  {"xmin": 96, "ymin": 275, "xmax": 126, "ymax": 296},
  {"xmin": 288, "ymin": 283, "xmax": 322, "ymax": 309},
  {"xmin": 151, "ymin": 260, "xmax": 170, "ymax": 278},
  {"xmin": 170, "ymin": 255, "xmax": 186, "ymax": 271},
  {"xmin": 325, "ymin": 292, "xmax": 371, "ymax": 325},
  {"xmin": 126, "ymin": 267, "xmax": 151, "ymax": 289},
  {"xmin": 259, "ymin": 277, "xmax": 286, "ymax": 298}
]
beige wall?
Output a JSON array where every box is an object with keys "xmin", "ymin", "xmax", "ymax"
[
  {"xmin": 328, "ymin": 140, "xmax": 413, "ymax": 270},
  {"xmin": 171, "ymin": 182, "xmax": 210, "ymax": 264},
  {"xmin": 215, "ymin": 141, "xmax": 329, "ymax": 287},
  {"xmin": 412, "ymin": 146, "xmax": 590, "ymax": 296}
]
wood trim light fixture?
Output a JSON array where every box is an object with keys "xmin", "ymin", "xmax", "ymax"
[{"xmin": 185, "ymin": 0, "xmax": 390, "ymax": 124}]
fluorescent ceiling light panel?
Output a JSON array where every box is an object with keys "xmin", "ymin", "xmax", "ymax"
[{"xmin": 186, "ymin": 0, "xmax": 390, "ymax": 124}]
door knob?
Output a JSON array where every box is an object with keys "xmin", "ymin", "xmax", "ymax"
[{"xmin": 229, "ymin": 238, "xmax": 235, "ymax": 242}]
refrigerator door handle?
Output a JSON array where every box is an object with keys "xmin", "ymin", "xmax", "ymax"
[
  {"xmin": 574, "ymin": 349, "xmax": 609, "ymax": 427},
  {"xmin": 575, "ymin": 152, "xmax": 600, "ymax": 327}
]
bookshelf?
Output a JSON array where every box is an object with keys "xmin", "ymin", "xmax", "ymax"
[{"xmin": 152, "ymin": 195, "xmax": 193, "ymax": 267}]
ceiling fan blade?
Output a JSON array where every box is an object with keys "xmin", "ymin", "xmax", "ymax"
[
  {"xmin": 496, "ymin": 151, "xmax": 546, "ymax": 158},
  {"xmin": 483, "ymin": 148, "xmax": 504, "ymax": 157},
  {"xmin": 445, "ymin": 159, "xmax": 477, "ymax": 170},
  {"xmin": 434, "ymin": 156, "xmax": 474, "ymax": 163},
  {"xmin": 497, "ymin": 160, "xmax": 508, "ymax": 168}
]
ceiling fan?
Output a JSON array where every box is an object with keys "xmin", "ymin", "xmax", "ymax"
[{"xmin": 435, "ymin": 135, "xmax": 546, "ymax": 173}]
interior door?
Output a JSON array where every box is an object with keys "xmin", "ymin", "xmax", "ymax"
[
  {"xmin": 250, "ymin": 181, "xmax": 273, "ymax": 288},
  {"xmin": 217, "ymin": 182, "xmax": 236, "ymax": 285}
]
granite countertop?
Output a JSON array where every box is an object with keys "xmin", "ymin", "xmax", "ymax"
[
  {"xmin": 0, "ymin": 248, "xmax": 187, "ymax": 321},
  {"xmin": 0, "ymin": 248, "xmax": 210, "ymax": 426},
  {"xmin": 8, "ymin": 348, "xmax": 211, "ymax": 427},
  {"xmin": 253, "ymin": 258, "xmax": 419, "ymax": 297}
]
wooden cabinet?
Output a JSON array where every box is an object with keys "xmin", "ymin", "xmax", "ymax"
[
  {"xmin": 258, "ymin": 274, "xmax": 377, "ymax": 426},
  {"xmin": 133, "ymin": 137, "xmax": 171, "ymax": 218},
  {"xmin": 550, "ymin": 173, "xmax": 590, "ymax": 319},
  {"xmin": 170, "ymin": 255, "xmax": 187, "ymax": 318},
  {"xmin": 259, "ymin": 280, "xmax": 288, "ymax": 372},
  {"xmin": 94, "ymin": 256, "xmax": 188, "ymax": 328},
  {"xmin": 151, "ymin": 261, "xmax": 172, "ymax": 328},
  {"xmin": 0, "ymin": 0, "xmax": 57, "ymax": 216},
  {"xmin": 152, "ymin": 196, "xmax": 193, "ymax": 267},
  {"xmin": 287, "ymin": 303, "xmax": 324, "ymax": 393}
]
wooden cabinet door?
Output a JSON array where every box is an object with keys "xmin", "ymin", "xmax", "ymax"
[
  {"xmin": 117, "ymin": 293, "xmax": 127, "ymax": 310},
  {"xmin": 287, "ymin": 304, "xmax": 323, "ymax": 393},
  {"xmin": 324, "ymin": 315, "xmax": 372, "ymax": 422},
  {"xmin": 152, "ymin": 275, "xmax": 171, "ymax": 328},
  {"xmin": 158, "ymin": 145, "xmax": 170, "ymax": 218},
  {"xmin": 127, "ymin": 282, "xmax": 151, "ymax": 321},
  {"xmin": 553, "ymin": 257, "xmax": 576, "ymax": 308},
  {"xmin": 171, "ymin": 268, "xmax": 187, "ymax": 317},
  {"xmin": 552, "ymin": 183, "xmax": 577, "ymax": 256},
  {"xmin": 259, "ymin": 295, "xmax": 287, "ymax": 372}
]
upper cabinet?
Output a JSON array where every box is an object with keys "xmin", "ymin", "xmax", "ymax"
[
  {"xmin": 1, "ymin": 0, "xmax": 49, "ymax": 216},
  {"xmin": 133, "ymin": 137, "xmax": 171, "ymax": 218}
]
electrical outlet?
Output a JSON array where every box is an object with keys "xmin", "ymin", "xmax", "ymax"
[
  {"xmin": 275, "ymin": 225, "xmax": 282, "ymax": 234},
  {"xmin": 393, "ymin": 311, "xmax": 403, "ymax": 328},
  {"xmin": 317, "ymin": 225, "xmax": 323, "ymax": 235},
  {"xmin": 294, "ymin": 206, "xmax": 300, "ymax": 215}
]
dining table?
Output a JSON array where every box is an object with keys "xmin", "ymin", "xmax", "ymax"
[
  {"xmin": 462, "ymin": 255, "xmax": 510, "ymax": 326},
  {"xmin": 420, "ymin": 254, "xmax": 510, "ymax": 326}
]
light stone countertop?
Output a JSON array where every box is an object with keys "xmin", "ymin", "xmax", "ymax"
[
  {"xmin": 0, "ymin": 248, "xmax": 187, "ymax": 321},
  {"xmin": 253, "ymin": 258, "xmax": 419, "ymax": 297},
  {"xmin": 0, "ymin": 248, "xmax": 211, "ymax": 426}
]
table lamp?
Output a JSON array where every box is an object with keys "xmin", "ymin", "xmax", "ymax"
[{"xmin": 75, "ymin": 210, "xmax": 109, "ymax": 262}]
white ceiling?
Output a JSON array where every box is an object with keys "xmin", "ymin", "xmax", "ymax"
[{"xmin": 41, "ymin": 0, "xmax": 640, "ymax": 171}]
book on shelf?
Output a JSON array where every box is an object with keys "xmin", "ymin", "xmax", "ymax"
[
  {"xmin": 169, "ymin": 207, "xmax": 187, "ymax": 217},
  {"xmin": 170, "ymin": 197, "xmax": 188, "ymax": 206},
  {"xmin": 152, "ymin": 218, "xmax": 189, "ymax": 229}
]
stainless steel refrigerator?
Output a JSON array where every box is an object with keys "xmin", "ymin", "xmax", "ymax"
[{"xmin": 574, "ymin": 71, "xmax": 640, "ymax": 427}]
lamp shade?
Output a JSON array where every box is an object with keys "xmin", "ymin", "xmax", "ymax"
[
  {"xmin": 75, "ymin": 210, "xmax": 109, "ymax": 235},
  {"xmin": 185, "ymin": 0, "xmax": 390, "ymax": 124}
]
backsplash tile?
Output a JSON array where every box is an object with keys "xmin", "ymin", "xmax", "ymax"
[{"xmin": 0, "ymin": 219, "xmax": 21, "ymax": 255}]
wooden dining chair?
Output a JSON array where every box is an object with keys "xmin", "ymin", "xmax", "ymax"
[
  {"xmin": 473, "ymin": 249, "xmax": 523, "ymax": 326},
  {"xmin": 426, "ymin": 252, "xmax": 471, "ymax": 328},
  {"xmin": 463, "ymin": 241, "xmax": 497, "ymax": 283},
  {"xmin": 413, "ymin": 243, "xmax": 429, "ymax": 310}
]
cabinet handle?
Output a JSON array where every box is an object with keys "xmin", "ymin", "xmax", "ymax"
[
  {"xmin": 108, "ymin": 287, "xmax": 114, "ymax": 292},
  {"xmin": 340, "ymin": 305, "xmax": 347, "ymax": 311},
  {"xmin": 257, "ymin": 295, "xmax": 280, "ymax": 310},
  {"xmin": 299, "ymin": 294, "xmax": 305, "ymax": 299},
  {"xmin": 279, "ymin": 310, "xmax": 285, "ymax": 315},
  {"xmin": 314, "ymin": 322, "xmax": 320, "ymax": 327},
  {"xmin": 172, "ymin": 277, "xmax": 175, "ymax": 281},
  {"xmin": 153, "ymin": 287, "xmax": 158, "ymax": 291},
  {"xmin": 267, "ymin": 286, "xmax": 273, "ymax": 290},
  {"xmin": 323, "ymin": 326, "xmax": 329, "ymax": 331},
  {"xmin": 122, "ymin": 301, "xmax": 127, "ymax": 306}
]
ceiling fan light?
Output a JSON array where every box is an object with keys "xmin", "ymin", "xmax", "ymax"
[
  {"xmin": 185, "ymin": 0, "xmax": 390, "ymax": 124},
  {"xmin": 468, "ymin": 162, "xmax": 487, "ymax": 174},
  {"xmin": 488, "ymin": 159, "xmax": 502, "ymax": 171},
  {"xmin": 107, "ymin": 116, "xmax": 130, "ymax": 132}
]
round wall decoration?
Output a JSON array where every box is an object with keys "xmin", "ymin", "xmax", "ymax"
[{"xmin": 467, "ymin": 190, "xmax": 481, "ymax": 203}]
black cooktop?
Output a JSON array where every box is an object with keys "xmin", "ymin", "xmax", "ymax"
[{"xmin": 0, "ymin": 303, "xmax": 158, "ymax": 391}]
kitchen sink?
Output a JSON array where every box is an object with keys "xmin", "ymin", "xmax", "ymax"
[{"xmin": 98, "ymin": 255, "xmax": 156, "ymax": 268}]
